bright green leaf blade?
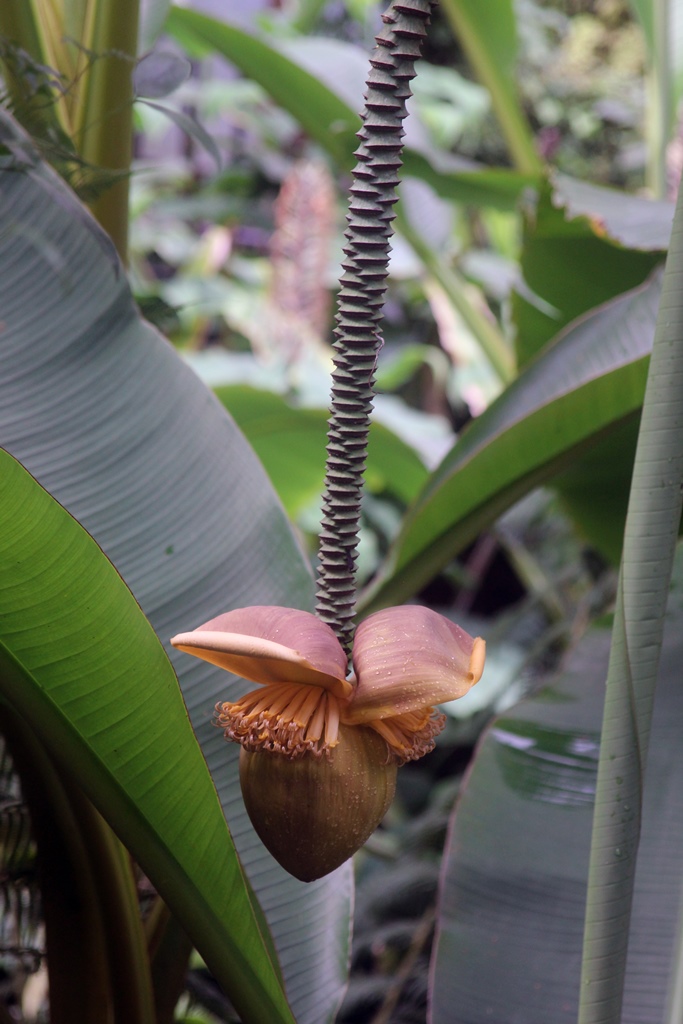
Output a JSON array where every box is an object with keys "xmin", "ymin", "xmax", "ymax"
[
  {"xmin": 366, "ymin": 418, "xmax": 430, "ymax": 504},
  {"xmin": 0, "ymin": 110, "xmax": 349, "ymax": 1024},
  {"xmin": 0, "ymin": 451, "xmax": 292, "ymax": 1024},
  {"xmin": 430, "ymin": 619, "xmax": 683, "ymax": 1023},
  {"xmin": 553, "ymin": 418, "xmax": 641, "ymax": 563},
  {"xmin": 215, "ymin": 386, "xmax": 327, "ymax": 518},
  {"xmin": 403, "ymin": 154, "xmax": 531, "ymax": 210},
  {"xmin": 361, "ymin": 273, "xmax": 661, "ymax": 613},
  {"xmin": 215, "ymin": 385, "xmax": 429, "ymax": 516},
  {"xmin": 629, "ymin": 0, "xmax": 654, "ymax": 51},
  {"xmin": 165, "ymin": 5, "xmax": 535, "ymax": 211}
]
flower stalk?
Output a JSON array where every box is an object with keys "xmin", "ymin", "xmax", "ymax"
[
  {"xmin": 171, "ymin": 0, "xmax": 488, "ymax": 882},
  {"xmin": 315, "ymin": 0, "xmax": 436, "ymax": 656}
]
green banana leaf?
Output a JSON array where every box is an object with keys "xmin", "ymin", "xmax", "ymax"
[
  {"xmin": 550, "ymin": 174, "xmax": 675, "ymax": 251},
  {"xmin": 513, "ymin": 179, "xmax": 668, "ymax": 368},
  {"xmin": 360, "ymin": 270, "xmax": 661, "ymax": 613},
  {"xmin": 510, "ymin": 178, "xmax": 670, "ymax": 558},
  {"xmin": 0, "ymin": 110, "xmax": 349, "ymax": 1024},
  {"xmin": 430, "ymin": 595, "xmax": 683, "ymax": 1022},
  {"xmin": 0, "ymin": 452, "xmax": 292, "ymax": 1024},
  {"xmin": 165, "ymin": 5, "xmax": 534, "ymax": 211},
  {"xmin": 575, "ymin": 154, "xmax": 683, "ymax": 1024}
]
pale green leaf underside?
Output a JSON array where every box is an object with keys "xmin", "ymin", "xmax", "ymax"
[
  {"xmin": 578, "ymin": 153, "xmax": 683, "ymax": 1024},
  {"xmin": 431, "ymin": 617, "xmax": 683, "ymax": 1023}
]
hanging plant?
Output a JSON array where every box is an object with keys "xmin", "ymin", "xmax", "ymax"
[{"xmin": 172, "ymin": 0, "xmax": 486, "ymax": 882}]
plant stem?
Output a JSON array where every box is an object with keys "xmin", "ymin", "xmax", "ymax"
[
  {"xmin": 315, "ymin": 0, "xmax": 436, "ymax": 655},
  {"xmin": 646, "ymin": 0, "xmax": 670, "ymax": 199},
  {"xmin": 578, "ymin": 154, "xmax": 683, "ymax": 1023},
  {"xmin": 0, "ymin": 2, "xmax": 45, "ymax": 75},
  {"xmin": 75, "ymin": 0, "xmax": 139, "ymax": 262},
  {"xmin": 0, "ymin": 704, "xmax": 155, "ymax": 1024},
  {"xmin": 439, "ymin": 0, "xmax": 542, "ymax": 176},
  {"xmin": 146, "ymin": 900, "xmax": 194, "ymax": 1024},
  {"xmin": 0, "ymin": 3, "xmax": 66, "ymax": 141}
]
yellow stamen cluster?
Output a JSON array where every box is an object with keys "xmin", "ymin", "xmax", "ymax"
[
  {"xmin": 215, "ymin": 682, "xmax": 342, "ymax": 759},
  {"xmin": 366, "ymin": 708, "xmax": 446, "ymax": 765}
]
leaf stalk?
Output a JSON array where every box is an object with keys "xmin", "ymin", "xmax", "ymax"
[{"xmin": 578, "ymin": 158, "xmax": 683, "ymax": 1023}]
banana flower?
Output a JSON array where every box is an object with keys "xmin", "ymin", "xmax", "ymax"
[{"xmin": 171, "ymin": 605, "xmax": 484, "ymax": 880}]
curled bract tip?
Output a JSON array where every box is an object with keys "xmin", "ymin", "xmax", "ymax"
[
  {"xmin": 172, "ymin": 604, "xmax": 485, "ymax": 762},
  {"xmin": 170, "ymin": 605, "xmax": 352, "ymax": 699}
]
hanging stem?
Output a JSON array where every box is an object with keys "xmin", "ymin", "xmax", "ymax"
[{"xmin": 315, "ymin": 0, "xmax": 435, "ymax": 656}]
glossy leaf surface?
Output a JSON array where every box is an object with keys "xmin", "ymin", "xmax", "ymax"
[
  {"xmin": 513, "ymin": 180, "xmax": 668, "ymax": 368},
  {"xmin": 0, "ymin": 111, "xmax": 350, "ymax": 1024},
  {"xmin": 0, "ymin": 452, "xmax": 293, "ymax": 1024},
  {"xmin": 511, "ymin": 179, "xmax": 670, "ymax": 558},
  {"xmin": 361, "ymin": 272, "xmax": 660, "ymax": 612}
]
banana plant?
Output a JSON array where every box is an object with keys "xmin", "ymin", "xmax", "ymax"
[{"xmin": 4, "ymin": 3, "xmax": 682, "ymax": 1023}]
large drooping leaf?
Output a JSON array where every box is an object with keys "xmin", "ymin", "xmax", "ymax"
[
  {"xmin": 215, "ymin": 385, "xmax": 429, "ymax": 517},
  {"xmin": 0, "ymin": 452, "xmax": 292, "ymax": 1024},
  {"xmin": 360, "ymin": 271, "xmax": 660, "ymax": 613},
  {"xmin": 165, "ymin": 5, "xmax": 534, "ymax": 211},
  {"xmin": 552, "ymin": 418, "xmax": 640, "ymax": 562},
  {"xmin": 0, "ymin": 111, "xmax": 349, "ymax": 1024},
  {"xmin": 430, "ymin": 594, "xmax": 683, "ymax": 1023},
  {"xmin": 513, "ymin": 180, "xmax": 668, "ymax": 368}
]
